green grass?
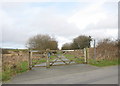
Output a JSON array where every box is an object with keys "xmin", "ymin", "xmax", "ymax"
[
  {"xmin": 64, "ymin": 54, "xmax": 84, "ymax": 64},
  {"xmin": 32, "ymin": 58, "xmax": 46, "ymax": 65},
  {"xmin": 75, "ymin": 58, "xmax": 84, "ymax": 63},
  {"xmin": 49, "ymin": 55, "xmax": 57, "ymax": 61},
  {"xmin": 64, "ymin": 54, "xmax": 119, "ymax": 66},
  {"xmin": 64, "ymin": 54, "xmax": 75, "ymax": 58},
  {"xmin": 16, "ymin": 61, "xmax": 29, "ymax": 73},
  {"xmin": 50, "ymin": 55, "xmax": 56, "ymax": 58},
  {"xmin": 68, "ymin": 57, "xmax": 84, "ymax": 64},
  {"xmin": 88, "ymin": 59, "xmax": 119, "ymax": 67},
  {"xmin": 2, "ymin": 61, "xmax": 29, "ymax": 81},
  {"xmin": 32, "ymin": 55, "xmax": 57, "ymax": 65},
  {"xmin": 0, "ymin": 72, "xmax": 2, "ymax": 81},
  {"xmin": 2, "ymin": 71, "xmax": 11, "ymax": 81}
]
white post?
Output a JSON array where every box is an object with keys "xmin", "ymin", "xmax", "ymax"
[
  {"xmin": 30, "ymin": 51, "xmax": 33, "ymax": 68},
  {"xmin": 46, "ymin": 57, "xmax": 50, "ymax": 68},
  {"xmin": 87, "ymin": 48, "xmax": 89, "ymax": 59},
  {"xmin": 84, "ymin": 48, "xmax": 87, "ymax": 64},
  {"xmin": 46, "ymin": 49, "xmax": 50, "ymax": 68}
]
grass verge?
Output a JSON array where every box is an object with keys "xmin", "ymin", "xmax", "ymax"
[
  {"xmin": 2, "ymin": 61, "xmax": 29, "ymax": 81},
  {"xmin": 88, "ymin": 59, "xmax": 119, "ymax": 67}
]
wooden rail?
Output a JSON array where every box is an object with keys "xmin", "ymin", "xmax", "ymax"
[{"xmin": 28, "ymin": 49, "xmax": 88, "ymax": 69}]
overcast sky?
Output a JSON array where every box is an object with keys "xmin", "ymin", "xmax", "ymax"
[{"xmin": 0, "ymin": 0, "xmax": 118, "ymax": 49}]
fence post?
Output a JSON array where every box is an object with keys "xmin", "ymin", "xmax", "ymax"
[
  {"xmin": 87, "ymin": 48, "xmax": 89, "ymax": 63},
  {"xmin": 46, "ymin": 49, "xmax": 50, "ymax": 68},
  {"xmin": 29, "ymin": 50, "xmax": 32, "ymax": 70},
  {"xmin": 94, "ymin": 39, "xmax": 96, "ymax": 59},
  {"xmin": 84, "ymin": 48, "xmax": 87, "ymax": 64}
]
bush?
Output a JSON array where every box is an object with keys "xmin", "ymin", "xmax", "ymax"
[{"xmin": 96, "ymin": 38, "xmax": 118, "ymax": 60}]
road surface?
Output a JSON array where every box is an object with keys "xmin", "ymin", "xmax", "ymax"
[{"xmin": 5, "ymin": 64, "xmax": 118, "ymax": 84}]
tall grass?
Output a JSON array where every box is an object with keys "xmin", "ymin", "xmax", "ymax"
[{"xmin": 2, "ymin": 61, "xmax": 29, "ymax": 81}]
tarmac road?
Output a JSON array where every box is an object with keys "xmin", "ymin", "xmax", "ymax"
[{"xmin": 5, "ymin": 64, "xmax": 118, "ymax": 84}]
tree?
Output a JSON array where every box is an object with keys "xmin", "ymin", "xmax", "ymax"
[
  {"xmin": 26, "ymin": 34, "xmax": 58, "ymax": 50},
  {"xmin": 61, "ymin": 35, "xmax": 92, "ymax": 50},
  {"xmin": 72, "ymin": 35, "xmax": 92, "ymax": 49},
  {"xmin": 61, "ymin": 43, "xmax": 72, "ymax": 50}
]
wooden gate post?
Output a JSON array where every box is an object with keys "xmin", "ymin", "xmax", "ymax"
[
  {"xmin": 84, "ymin": 48, "xmax": 87, "ymax": 64},
  {"xmin": 46, "ymin": 49, "xmax": 50, "ymax": 68},
  {"xmin": 87, "ymin": 48, "xmax": 89, "ymax": 63},
  {"xmin": 29, "ymin": 50, "xmax": 32, "ymax": 70}
]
